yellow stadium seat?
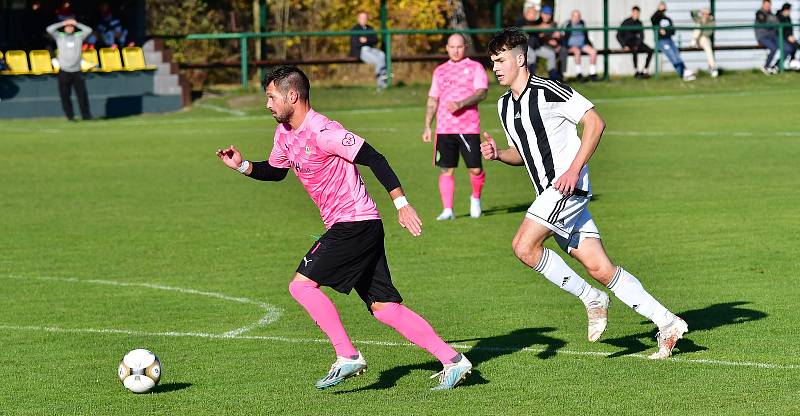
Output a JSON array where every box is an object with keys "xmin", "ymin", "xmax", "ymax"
[
  {"xmin": 122, "ymin": 47, "xmax": 156, "ymax": 71},
  {"xmin": 99, "ymin": 47, "xmax": 124, "ymax": 71},
  {"xmin": 81, "ymin": 49, "xmax": 100, "ymax": 71},
  {"xmin": 1, "ymin": 50, "xmax": 31, "ymax": 75},
  {"xmin": 29, "ymin": 50, "xmax": 57, "ymax": 74}
]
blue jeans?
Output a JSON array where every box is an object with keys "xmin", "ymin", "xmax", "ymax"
[
  {"xmin": 359, "ymin": 46, "xmax": 387, "ymax": 88},
  {"xmin": 758, "ymin": 36, "xmax": 793, "ymax": 68},
  {"xmin": 658, "ymin": 38, "xmax": 685, "ymax": 77}
]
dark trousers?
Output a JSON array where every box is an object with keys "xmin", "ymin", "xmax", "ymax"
[
  {"xmin": 57, "ymin": 71, "xmax": 91, "ymax": 120},
  {"xmin": 626, "ymin": 42, "xmax": 654, "ymax": 70}
]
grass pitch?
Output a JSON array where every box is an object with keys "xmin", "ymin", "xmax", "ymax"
[{"xmin": 1, "ymin": 70, "xmax": 799, "ymax": 415}]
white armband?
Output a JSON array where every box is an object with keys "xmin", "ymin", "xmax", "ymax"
[
  {"xmin": 393, "ymin": 196, "xmax": 409, "ymax": 209},
  {"xmin": 237, "ymin": 160, "xmax": 251, "ymax": 174}
]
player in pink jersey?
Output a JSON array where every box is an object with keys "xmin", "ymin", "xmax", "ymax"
[
  {"xmin": 216, "ymin": 66, "xmax": 472, "ymax": 391},
  {"xmin": 423, "ymin": 33, "xmax": 489, "ymax": 220}
]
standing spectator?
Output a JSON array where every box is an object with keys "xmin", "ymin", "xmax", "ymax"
[
  {"xmin": 46, "ymin": 18, "xmax": 93, "ymax": 121},
  {"xmin": 422, "ymin": 34, "xmax": 489, "ymax": 220},
  {"xmin": 651, "ymin": 1, "xmax": 695, "ymax": 81},
  {"xmin": 618, "ymin": 6, "xmax": 654, "ymax": 79},
  {"xmin": 777, "ymin": 3, "xmax": 800, "ymax": 70},
  {"xmin": 349, "ymin": 11, "xmax": 387, "ymax": 90},
  {"xmin": 534, "ymin": 5, "xmax": 563, "ymax": 80},
  {"xmin": 755, "ymin": 0, "xmax": 792, "ymax": 74},
  {"xmin": 563, "ymin": 10, "xmax": 598, "ymax": 82},
  {"xmin": 691, "ymin": 8, "xmax": 719, "ymax": 77}
]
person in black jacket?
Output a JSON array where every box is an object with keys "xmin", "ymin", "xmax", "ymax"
[
  {"xmin": 651, "ymin": 1, "xmax": 694, "ymax": 80},
  {"xmin": 617, "ymin": 6, "xmax": 653, "ymax": 78},
  {"xmin": 349, "ymin": 11, "xmax": 388, "ymax": 89},
  {"xmin": 777, "ymin": 3, "xmax": 800, "ymax": 69}
]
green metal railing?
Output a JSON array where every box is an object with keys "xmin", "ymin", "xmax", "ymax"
[{"xmin": 164, "ymin": 22, "xmax": 800, "ymax": 88}]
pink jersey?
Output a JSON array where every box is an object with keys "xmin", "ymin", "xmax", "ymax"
[
  {"xmin": 267, "ymin": 109, "xmax": 381, "ymax": 229},
  {"xmin": 428, "ymin": 58, "xmax": 488, "ymax": 134}
]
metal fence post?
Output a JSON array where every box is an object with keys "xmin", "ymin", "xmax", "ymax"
[
  {"xmin": 778, "ymin": 24, "xmax": 785, "ymax": 73},
  {"xmin": 603, "ymin": 0, "xmax": 609, "ymax": 80},
  {"xmin": 495, "ymin": 0, "xmax": 502, "ymax": 29},
  {"xmin": 653, "ymin": 26, "xmax": 660, "ymax": 79},
  {"xmin": 241, "ymin": 35, "xmax": 249, "ymax": 89}
]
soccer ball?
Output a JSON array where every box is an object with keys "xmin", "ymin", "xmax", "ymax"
[{"xmin": 118, "ymin": 349, "xmax": 161, "ymax": 393}]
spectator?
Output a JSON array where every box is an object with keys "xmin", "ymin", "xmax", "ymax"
[
  {"xmin": 534, "ymin": 5, "xmax": 562, "ymax": 80},
  {"xmin": 755, "ymin": 0, "xmax": 793, "ymax": 74},
  {"xmin": 95, "ymin": 2, "xmax": 130, "ymax": 48},
  {"xmin": 777, "ymin": 3, "xmax": 800, "ymax": 70},
  {"xmin": 690, "ymin": 8, "xmax": 718, "ymax": 77},
  {"xmin": 651, "ymin": 1, "xmax": 695, "ymax": 81},
  {"xmin": 515, "ymin": 6, "xmax": 551, "ymax": 77},
  {"xmin": 563, "ymin": 10, "xmax": 598, "ymax": 82},
  {"xmin": 349, "ymin": 11, "xmax": 388, "ymax": 90},
  {"xmin": 618, "ymin": 6, "xmax": 653, "ymax": 79},
  {"xmin": 46, "ymin": 18, "xmax": 93, "ymax": 121}
]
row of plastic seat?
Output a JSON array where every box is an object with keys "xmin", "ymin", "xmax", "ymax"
[{"xmin": 1, "ymin": 47, "xmax": 156, "ymax": 75}]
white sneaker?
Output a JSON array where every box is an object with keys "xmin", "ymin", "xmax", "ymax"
[
  {"xmin": 710, "ymin": 68, "xmax": 719, "ymax": 78},
  {"xmin": 585, "ymin": 291, "xmax": 610, "ymax": 342},
  {"xmin": 436, "ymin": 209, "xmax": 455, "ymax": 221},
  {"xmin": 430, "ymin": 354, "xmax": 472, "ymax": 390},
  {"xmin": 790, "ymin": 59, "xmax": 800, "ymax": 71},
  {"xmin": 682, "ymin": 69, "xmax": 696, "ymax": 81},
  {"xmin": 768, "ymin": 66, "xmax": 779, "ymax": 75},
  {"xmin": 469, "ymin": 197, "xmax": 481, "ymax": 218},
  {"xmin": 649, "ymin": 317, "xmax": 689, "ymax": 359},
  {"xmin": 314, "ymin": 352, "xmax": 367, "ymax": 389}
]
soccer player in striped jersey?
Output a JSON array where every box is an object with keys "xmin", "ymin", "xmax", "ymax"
[
  {"xmin": 216, "ymin": 66, "xmax": 471, "ymax": 389},
  {"xmin": 480, "ymin": 28, "xmax": 687, "ymax": 359},
  {"xmin": 423, "ymin": 33, "xmax": 489, "ymax": 220}
]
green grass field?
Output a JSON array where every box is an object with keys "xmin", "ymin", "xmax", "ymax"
[{"xmin": 2, "ymin": 71, "xmax": 799, "ymax": 415}]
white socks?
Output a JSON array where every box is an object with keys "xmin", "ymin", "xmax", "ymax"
[
  {"xmin": 607, "ymin": 267, "xmax": 675, "ymax": 328},
  {"xmin": 589, "ymin": 64, "xmax": 597, "ymax": 75},
  {"xmin": 534, "ymin": 248, "xmax": 592, "ymax": 300}
]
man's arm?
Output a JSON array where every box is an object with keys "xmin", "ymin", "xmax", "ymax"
[
  {"xmin": 553, "ymin": 108, "xmax": 605, "ymax": 195},
  {"xmin": 353, "ymin": 142, "xmax": 422, "ymax": 236},
  {"xmin": 480, "ymin": 132, "xmax": 525, "ymax": 166},
  {"xmin": 216, "ymin": 145, "xmax": 288, "ymax": 181},
  {"xmin": 46, "ymin": 21, "xmax": 65, "ymax": 37},
  {"xmin": 446, "ymin": 88, "xmax": 488, "ymax": 113},
  {"xmin": 422, "ymin": 96, "xmax": 438, "ymax": 142},
  {"xmin": 75, "ymin": 21, "xmax": 93, "ymax": 39}
]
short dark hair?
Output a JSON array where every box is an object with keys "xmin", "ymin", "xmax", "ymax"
[
  {"xmin": 487, "ymin": 27, "xmax": 528, "ymax": 56},
  {"xmin": 262, "ymin": 65, "xmax": 310, "ymax": 102},
  {"xmin": 632, "ymin": 6, "xmax": 641, "ymax": 12}
]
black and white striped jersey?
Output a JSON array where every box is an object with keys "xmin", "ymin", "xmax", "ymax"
[{"xmin": 497, "ymin": 74, "xmax": 595, "ymax": 196}]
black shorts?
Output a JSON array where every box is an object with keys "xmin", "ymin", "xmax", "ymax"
[
  {"xmin": 435, "ymin": 134, "xmax": 483, "ymax": 169},
  {"xmin": 296, "ymin": 219, "xmax": 403, "ymax": 308}
]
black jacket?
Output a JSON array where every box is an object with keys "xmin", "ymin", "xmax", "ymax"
[
  {"xmin": 755, "ymin": 9, "xmax": 779, "ymax": 39},
  {"xmin": 651, "ymin": 10, "xmax": 675, "ymax": 40},
  {"xmin": 515, "ymin": 17, "xmax": 541, "ymax": 49},
  {"xmin": 617, "ymin": 17, "xmax": 645, "ymax": 47},
  {"xmin": 349, "ymin": 24, "xmax": 379, "ymax": 58},
  {"xmin": 777, "ymin": 13, "xmax": 794, "ymax": 39}
]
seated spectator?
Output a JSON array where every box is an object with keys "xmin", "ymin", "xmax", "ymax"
[
  {"xmin": 515, "ymin": 6, "xmax": 549, "ymax": 77},
  {"xmin": 691, "ymin": 7, "xmax": 718, "ymax": 77},
  {"xmin": 563, "ymin": 10, "xmax": 598, "ymax": 81},
  {"xmin": 652, "ymin": 1, "xmax": 695, "ymax": 81},
  {"xmin": 534, "ymin": 5, "xmax": 562, "ymax": 80},
  {"xmin": 349, "ymin": 11, "xmax": 387, "ymax": 90},
  {"xmin": 777, "ymin": 3, "xmax": 800, "ymax": 69},
  {"xmin": 96, "ymin": 2, "xmax": 130, "ymax": 48},
  {"xmin": 755, "ymin": 0, "xmax": 792, "ymax": 74},
  {"xmin": 618, "ymin": 6, "xmax": 653, "ymax": 79}
]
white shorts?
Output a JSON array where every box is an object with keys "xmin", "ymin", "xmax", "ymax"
[{"xmin": 525, "ymin": 187, "xmax": 601, "ymax": 253}]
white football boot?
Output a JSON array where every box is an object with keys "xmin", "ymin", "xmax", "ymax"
[
  {"xmin": 315, "ymin": 352, "xmax": 367, "ymax": 389},
  {"xmin": 649, "ymin": 317, "xmax": 689, "ymax": 359},
  {"xmin": 586, "ymin": 291, "xmax": 610, "ymax": 342},
  {"xmin": 436, "ymin": 208, "xmax": 455, "ymax": 221},
  {"xmin": 430, "ymin": 354, "xmax": 472, "ymax": 391},
  {"xmin": 469, "ymin": 197, "xmax": 482, "ymax": 218}
]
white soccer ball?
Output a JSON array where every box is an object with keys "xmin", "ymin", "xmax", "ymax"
[{"xmin": 118, "ymin": 349, "xmax": 161, "ymax": 393}]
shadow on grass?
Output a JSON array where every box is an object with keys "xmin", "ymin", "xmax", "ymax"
[
  {"xmin": 601, "ymin": 301, "xmax": 767, "ymax": 358},
  {"xmin": 479, "ymin": 195, "xmax": 600, "ymax": 218},
  {"xmin": 150, "ymin": 382, "xmax": 192, "ymax": 394},
  {"xmin": 335, "ymin": 327, "xmax": 565, "ymax": 392}
]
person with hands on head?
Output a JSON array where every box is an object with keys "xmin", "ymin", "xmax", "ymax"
[
  {"xmin": 482, "ymin": 28, "xmax": 687, "ymax": 360},
  {"xmin": 216, "ymin": 65, "xmax": 471, "ymax": 391},
  {"xmin": 423, "ymin": 33, "xmax": 489, "ymax": 221}
]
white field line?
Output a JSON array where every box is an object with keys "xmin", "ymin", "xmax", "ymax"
[
  {"xmin": 0, "ymin": 324, "xmax": 797, "ymax": 370},
  {"xmin": 1, "ymin": 275, "xmax": 281, "ymax": 337},
  {"xmin": 193, "ymin": 103, "xmax": 247, "ymax": 116},
  {"xmin": 604, "ymin": 130, "xmax": 800, "ymax": 138}
]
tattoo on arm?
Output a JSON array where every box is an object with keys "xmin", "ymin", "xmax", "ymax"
[
  {"xmin": 425, "ymin": 97, "xmax": 438, "ymax": 127},
  {"xmin": 458, "ymin": 89, "xmax": 488, "ymax": 108}
]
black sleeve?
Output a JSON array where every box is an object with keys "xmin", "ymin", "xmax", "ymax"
[
  {"xmin": 248, "ymin": 161, "xmax": 289, "ymax": 182},
  {"xmin": 352, "ymin": 142, "xmax": 401, "ymax": 193}
]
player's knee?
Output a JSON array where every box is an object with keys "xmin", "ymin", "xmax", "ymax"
[
  {"xmin": 469, "ymin": 168, "xmax": 483, "ymax": 176},
  {"xmin": 440, "ymin": 168, "xmax": 455, "ymax": 175},
  {"xmin": 512, "ymin": 239, "xmax": 541, "ymax": 266},
  {"xmin": 585, "ymin": 262, "xmax": 616, "ymax": 281}
]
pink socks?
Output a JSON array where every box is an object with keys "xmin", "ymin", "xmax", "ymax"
[
  {"xmin": 470, "ymin": 171, "xmax": 485, "ymax": 199},
  {"xmin": 438, "ymin": 173, "xmax": 455, "ymax": 209},
  {"xmin": 373, "ymin": 302, "xmax": 458, "ymax": 365},
  {"xmin": 288, "ymin": 280, "xmax": 358, "ymax": 358}
]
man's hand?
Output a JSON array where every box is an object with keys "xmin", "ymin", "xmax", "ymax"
[
  {"xmin": 422, "ymin": 126, "xmax": 432, "ymax": 143},
  {"xmin": 446, "ymin": 100, "xmax": 462, "ymax": 113},
  {"xmin": 398, "ymin": 205, "xmax": 422, "ymax": 236},
  {"xmin": 480, "ymin": 132, "xmax": 499, "ymax": 160},
  {"xmin": 64, "ymin": 18, "xmax": 77, "ymax": 26},
  {"xmin": 623, "ymin": 46, "xmax": 631, "ymax": 51},
  {"xmin": 554, "ymin": 167, "xmax": 580, "ymax": 196},
  {"xmin": 359, "ymin": 36, "xmax": 367, "ymax": 43},
  {"xmin": 216, "ymin": 145, "xmax": 243, "ymax": 170}
]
